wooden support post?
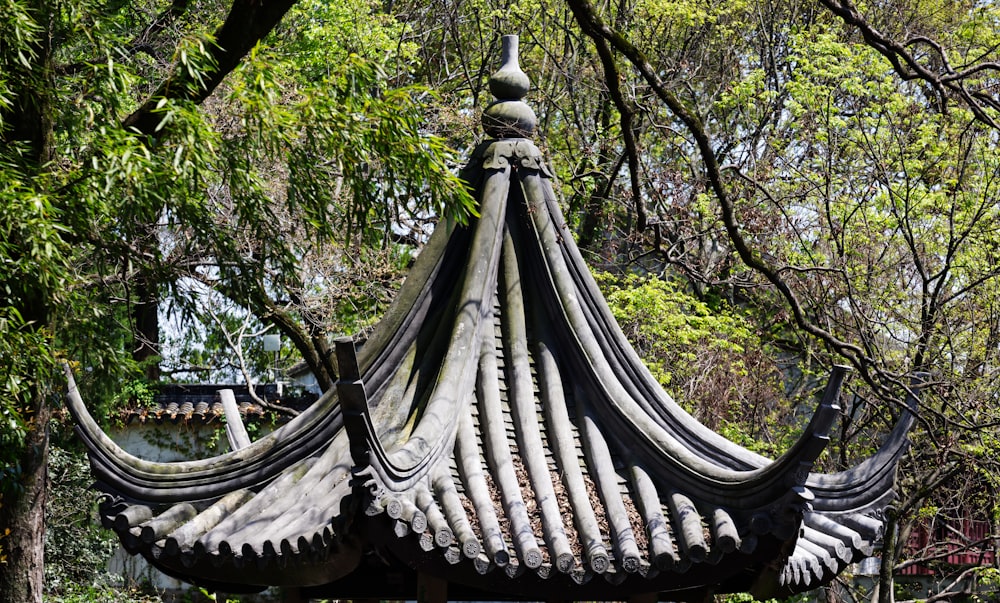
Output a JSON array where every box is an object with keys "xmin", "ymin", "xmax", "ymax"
[
  {"xmin": 219, "ymin": 388, "xmax": 251, "ymax": 450},
  {"xmin": 628, "ymin": 592, "xmax": 658, "ymax": 603},
  {"xmin": 417, "ymin": 572, "xmax": 448, "ymax": 603}
]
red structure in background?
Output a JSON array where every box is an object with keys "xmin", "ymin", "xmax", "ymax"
[{"xmin": 899, "ymin": 517, "xmax": 996, "ymax": 576}]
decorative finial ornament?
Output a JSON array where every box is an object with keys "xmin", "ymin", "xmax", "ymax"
[{"xmin": 483, "ymin": 35, "xmax": 537, "ymax": 139}]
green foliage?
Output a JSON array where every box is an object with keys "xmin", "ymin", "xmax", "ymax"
[
  {"xmin": 0, "ymin": 2, "xmax": 481, "ymax": 592},
  {"xmin": 198, "ymin": 587, "xmax": 242, "ymax": 602},
  {"xmin": 115, "ymin": 379, "xmax": 157, "ymax": 409},
  {"xmin": 278, "ymin": 0, "xmax": 418, "ymax": 77},
  {"xmin": 716, "ymin": 593, "xmax": 806, "ymax": 603},
  {"xmin": 973, "ymin": 568, "xmax": 1000, "ymax": 602},
  {"xmin": 43, "ymin": 583, "xmax": 158, "ymax": 603},
  {"xmin": 204, "ymin": 425, "xmax": 224, "ymax": 453},
  {"xmin": 635, "ymin": 0, "xmax": 751, "ymax": 34},
  {"xmin": 597, "ymin": 271, "xmax": 799, "ymax": 456},
  {"xmin": 43, "ymin": 446, "xmax": 124, "ymax": 598},
  {"xmin": 256, "ymin": 51, "xmax": 469, "ymax": 225},
  {"xmin": 0, "ymin": 0, "xmax": 476, "ymax": 406},
  {"xmin": 0, "ymin": 180, "xmax": 65, "ymax": 492},
  {"xmin": 597, "ymin": 271, "xmax": 753, "ymax": 389},
  {"xmin": 140, "ymin": 24, "xmax": 474, "ymax": 381},
  {"xmin": 0, "ymin": 0, "xmax": 41, "ymax": 126},
  {"xmin": 0, "ymin": 310, "xmax": 42, "ymax": 477}
]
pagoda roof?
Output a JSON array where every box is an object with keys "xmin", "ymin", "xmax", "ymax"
[{"xmin": 67, "ymin": 36, "xmax": 913, "ymax": 601}]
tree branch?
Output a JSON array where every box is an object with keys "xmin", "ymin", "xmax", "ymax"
[
  {"xmin": 123, "ymin": 0, "xmax": 299, "ymax": 137},
  {"xmin": 817, "ymin": 0, "xmax": 1000, "ymax": 128},
  {"xmin": 566, "ymin": 0, "xmax": 877, "ymax": 385},
  {"xmin": 130, "ymin": 0, "xmax": 191, "ymax": 53},
  {"xmin": 587, "ymin": 32, "xmax": 646, "ymax": 230}
]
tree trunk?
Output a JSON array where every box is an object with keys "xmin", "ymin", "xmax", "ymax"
[
  {"xmin": 878, "ymin": 511, "xmax": 898, "ymax": 603},
  {"xmin": 0, "ymin": 0, "xmax": 53, "ymax": 600},
  {"xmin": 133, "ymin": 277, "xmax": 162, "ymax": 381},
  {"xmin": 0, "ymin": 387, "xmax": 51, "ymax": 603},
  {"xmin": 576, "ymin": 90, "xmax": 614, "ymax": 249}
]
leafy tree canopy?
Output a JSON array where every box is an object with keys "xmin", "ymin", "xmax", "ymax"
[{"xmin": 1, "ymin": 2, "xmax": 473, "ymax": 598}]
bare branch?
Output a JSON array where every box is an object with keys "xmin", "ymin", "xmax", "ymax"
[{"xmin": 818, "ymin": 0, "xmax": 1000, "ymax": 128}]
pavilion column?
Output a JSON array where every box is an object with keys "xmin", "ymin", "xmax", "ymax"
[{"xmin": 417, "ymin": 572, "xmax": 448, "ymax": 603}]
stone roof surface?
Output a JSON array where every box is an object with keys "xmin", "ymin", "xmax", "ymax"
[{"xmin": 67, "ymin": 35, "xmax": 913, "ymax": 601}]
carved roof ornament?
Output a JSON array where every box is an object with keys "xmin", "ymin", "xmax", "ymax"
[
  {"xmin": 66, "ymin": 34, "xmax": 915, "ymax": 601},
  {"xmin": 483, "ymin": 35, "xmax": 537, "ymax": 139}
]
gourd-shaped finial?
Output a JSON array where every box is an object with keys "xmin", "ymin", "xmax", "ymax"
[{"xmin": 483, "ymin": 35, "xmax": 537, "ymax": 139}]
